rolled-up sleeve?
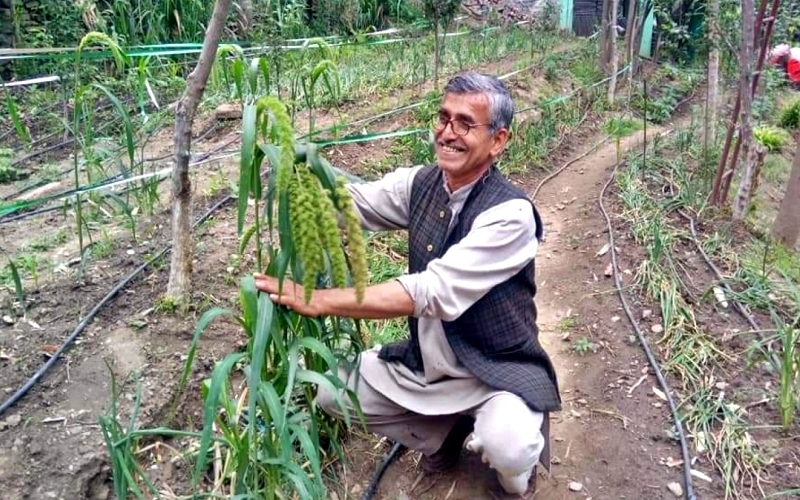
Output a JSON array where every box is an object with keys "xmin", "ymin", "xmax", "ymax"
[
  {"xmin": 396, "ymin": 198, "xmax": 539, "ymax": 321},
  {"xmin": 344, "ymin": 166, "xmax": 421, "ymax": 231}
]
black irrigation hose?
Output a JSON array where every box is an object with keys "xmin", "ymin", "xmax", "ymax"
[
  {"xmin": 677, "ymin": 209, "xmax": 783, "ymax": 370},
  {"xmin": 360, "ymin": 442, "xmax": 407, "ymax": 500},
  {"xmin": 3, "ymin": 122, "xmax": 221, "ymax": 203},
  {"xmin": 599, "ymin": 162, "xmax": 696, "ymax": 500},
  {"xmin": 0, "ymin": 192, "xmax": 234, "ymax": 418},
  {"xmin": 0, "ymin": 134, "xmax": 238, "ymax": 224}
]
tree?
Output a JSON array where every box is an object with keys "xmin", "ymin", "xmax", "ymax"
[
  {"xmin": 771, "ymin": 139, "xmax": 800, "ymax": 247},
  {"xmin": 705, "ymin": 0, "xmax": 721, "ymax": 148},
  {"xmin": 422, "ymin": 0, "xmax": 461, "ymax": 88},
  {"xmin": 607, "ymin": 0, "xmax": 619, "ymax": 105},
  {"xmin": 731, "ymin": 0, "xmax": 757, "ymax": 221},
  {"xmin": 166, "ymin": 0, "xmax": 232, "ymax": 303},
  {"xmin": 599, "ymin": 0, "xmax": 612, "ymax": 73}
]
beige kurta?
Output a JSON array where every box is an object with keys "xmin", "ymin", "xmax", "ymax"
[{"xmin": 345, "ymin": 165, "xmax": 540, "ymax": 416}]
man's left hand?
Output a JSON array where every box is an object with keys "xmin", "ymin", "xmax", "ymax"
[{"xmin": 253, "ymin": 273, "xmax": 324, "ymax": 317}]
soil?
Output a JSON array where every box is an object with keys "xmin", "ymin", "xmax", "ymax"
[{"xmin": 1, "ymin": 44, "xmax": 798, "ymax": 500}]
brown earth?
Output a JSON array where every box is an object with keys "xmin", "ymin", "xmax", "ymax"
[{"xmin": 1, "ymin": 47, "xmax": 798, "ymax": 500}]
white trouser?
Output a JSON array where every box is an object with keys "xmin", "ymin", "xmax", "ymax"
[{"xmin": 315, "ymin": 366, "xmax": 545, "ymax": 495}]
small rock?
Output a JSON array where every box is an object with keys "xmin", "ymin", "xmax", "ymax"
[
  {"xmin": 667, "ymin": 482, "xmax": 683, "ymax": 497},
  {"xmin": 214, "ymin": 102, "xmax": 242, "ymax": 120},
  {"xmin": 568, "ymin": 481, "xmax": 584, "ymax": 492},
  {"xmin": 651, "ymin": 324, "xmax": 664, "ymax": 334},
  {"xmin": 577, "ymin": 398, "xmax": 588, "ymax": 405},
  {"xmin": 350, "ymin": 484, "xmax": 362, "ymax": 496},
  {"xmin": 642, "ymin": 309, "xmax": 652, "ymax": 319},
  {"xmin": 611, "ymin": 315, "xmax": 620, "ymax": 322},
  {"xmin": 28, "ymin": 442, "xmax": 43, "ymax": 456},
  {"xmin": 2, "ymin": 315, "xmax": 14, "ymax": 325},
  {"xmin": 6, "ymin": 414, "xmax": 22, "ymax": 428}
]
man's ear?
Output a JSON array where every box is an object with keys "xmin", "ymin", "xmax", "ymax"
[{"xmin": 490, "ymin": 128, "xmax": 510, "ymax": 157}]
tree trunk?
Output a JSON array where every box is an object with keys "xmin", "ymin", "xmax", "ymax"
[
  {"xmin": 433, "ymin": 20, "xmax": 441, "ymax": 89},
  {"xmin": 166, "ymin": 0, "xmax": 232, "ymax": 302},
  {"xmin": 599, "ymin": 0, "xmax": 612, "ymax": 72},
  {"xmin": 705, "ymin": 0, "xmax": 721, "ymax": 148},
  {"xmin": 732, "ymin": 0, "xmax": 757, "ymax": 221},
  {"xmin": 771, "ymin": 138, "xmax": 800, "ymax": 247},
  {"xmin": 624, "ymin": 0, "xmax": 638, "ymax": 63},
  {"xmin": 607, "ymin": 0, "xmax": 619, "ymax": 105}
]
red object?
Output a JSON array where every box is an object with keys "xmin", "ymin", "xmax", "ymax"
[{"xmin": 787, "ymin": 57, "xmax": 800, "ymax": 83}]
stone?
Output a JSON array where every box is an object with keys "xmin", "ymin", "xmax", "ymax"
[
  {"xmin": 568, "ymin": 481, "xmax": 583, "ymax": 492},
  {"xmin": 5, "ymin": 414, "xmax": 22, "ymax": 428},
  {"xmin": 214, "ymin": 102, "xmax": 242, "ymax": 121},
  {"xmin": 667, "ymin": 482, "xmax": 683, "ymax": 497}
]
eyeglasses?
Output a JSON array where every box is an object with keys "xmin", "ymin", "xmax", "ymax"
[{"xmin": 434, "ymin": 113, "xmax": 492, "ymax": 136}]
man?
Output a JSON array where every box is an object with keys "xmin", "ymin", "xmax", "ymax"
[{"xmin": 255, "ymin": 71, "xmax": 561, "ymax": 498}]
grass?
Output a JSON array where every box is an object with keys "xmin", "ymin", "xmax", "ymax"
[
  {"xmin": 614, "ymin": 105, "xmax": 800, "ymax": 498},
  {"xmin": 0, "ymin": 23, "xmax": 563, "ymax": 308}
]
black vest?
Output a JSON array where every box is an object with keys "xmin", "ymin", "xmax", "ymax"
[{"xmin": 377, "ymin": 164, "xmax": 562, "ymax": 413}]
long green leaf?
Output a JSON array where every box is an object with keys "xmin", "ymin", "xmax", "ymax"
[
  {"xmin": 90, "ymin": 83, "xmax": 136, "ymax": 178},
  {"xmin": 171, "ymin": 306, "xmax": 234, "ymax": 418},
  {"xmin": 257, "ymin": 381, "xmax": 287, "ymax": 446},
  {"xmin": 3, "ymin": 255, "xmax": 24, "ymax": 314},
  {"xmin": 282, "ymin": 461, "xmax": 316, "ymax": 500},
  {"xmin": 238, "ymin": 103, "xmax": 258, "ymax": 234},
  {"xmin": 3, "ymin": 92, "xmax": 30, "ymax": 146},
  {"xmin": 289, "ymin": 422, "xmax": 324, "ymax": 493},
  {"xmin": 239, "ymin": 275, "xmax": 259, "ymax": 333},
  {"xmin": 295, "ymin": 336, "xmax": 339, "ymax": 374},
  {"xmin": 295, "ymin": 369, "xmax": 352, "ymax": 427},
  {"xmin": 247, "ymin": 293, "xmax": 274, "ymax": 447},
  {"xmin": 192, "ymin": 352, "xmax": 245, "ymax": 487}
]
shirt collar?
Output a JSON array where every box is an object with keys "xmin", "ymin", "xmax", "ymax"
[{"xmin": 441, "ymin": 166, "xmax": 492, "ymax": 202}]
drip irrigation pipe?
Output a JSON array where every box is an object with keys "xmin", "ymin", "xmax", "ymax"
[
  {"xmin": 0, "ymin": 190, "xmax": 232, "ymax": 417},
  {"xmin": 599, "ymin": 161, "xmax": 696, "ymax": 500},
  {"xmin": 0, "ymin": 157, "xmax": 364, "ymax": 417},
  {"xmin": 360, "ymin": 442, "xmax": 406, "ymax": 500},
  {"xmin": 0, "ymin": 148, "xmax": 239, "ymax": 225},
  {"xmin": 0, "ymin": 21, "xmax": 525, "ymax": 63},
  {"xmin": 677, "ymin": 209, "xmax": 783, "ymax": 370},
  {"xmin": 0, "ymin": 140, "xmax": 239, "ymax": 225}
]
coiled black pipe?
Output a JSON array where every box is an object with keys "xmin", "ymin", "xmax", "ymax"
[
  {"xmin": 0, "ymin": 192, "xmax": 233, "ymax": 417},
  {"xmin": 360, "ymin": 442, "xmax": 406, "ymax": 500},
  {"xmin": 599, "ymin": 160, "xmax": 696, "ymax": 500}
]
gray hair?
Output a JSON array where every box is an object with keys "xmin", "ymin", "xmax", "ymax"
[{"xmin": 443, "ymin": 71, "xmax": 514, "ymax": 133}]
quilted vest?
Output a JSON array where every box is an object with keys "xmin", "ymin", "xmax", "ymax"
[{"xmin": 377, "ymin": 164, "xmax": 562, "ymax": 413}]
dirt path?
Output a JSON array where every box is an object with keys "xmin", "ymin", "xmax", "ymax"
[{"xmin": 342, "ymin": 124, "xmax": 704, "ymax": 500}]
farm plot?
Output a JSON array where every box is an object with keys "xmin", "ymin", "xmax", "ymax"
[{"xmin": 0, "ymin": 6, "xmax": 799, "ymax": 500}]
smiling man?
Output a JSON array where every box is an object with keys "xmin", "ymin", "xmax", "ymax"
[{"xmin": 255, "ymin": 71, "xmax": 561, "ymax": 498}]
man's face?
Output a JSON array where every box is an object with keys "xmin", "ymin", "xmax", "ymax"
[{"xmin": 433, "ymin": 92, "xmax": 509, "ymax": 189}]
